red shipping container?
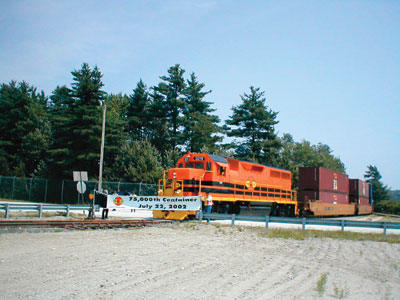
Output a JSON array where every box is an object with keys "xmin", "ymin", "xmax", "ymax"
[
  {"xmin": 349, "ymin": 179, "xmax": 370, "ymax": 199},
  {"xmin": 300, "ymin": 190, "xmax": 349, "ymax": 204},
  {"xmin": 299, "ymin": 167, "xmax": 349, "ymax": 194},
  {"xmin": 359, "ymin": 197, "xmax": 370, "ymax": 205}
]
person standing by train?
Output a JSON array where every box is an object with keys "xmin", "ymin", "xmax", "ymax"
[{"xmin": 205, "ymin": 193, "xmax": 213, "ymax": 214}]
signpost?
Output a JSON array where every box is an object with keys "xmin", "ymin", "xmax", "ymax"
[{"xmin": 73, "ymin": 171, "xmax": 88, "ymax": 204}]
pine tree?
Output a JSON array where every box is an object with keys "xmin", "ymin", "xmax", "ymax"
[
  {"xmin": 364, "ymin": 165, "xmax": 390, "ymax": 203},
  {"xmin": 0, "ymin": 81, "xmax": 50, "ymax": 176},
  {"xmin": 127, "ymin": 80, "xmax": 150, "ymax": 141},
  {"xmin": 69, "ymin": 63, "xmax": 106, "ymax": 177},
  {"xmin": 153, "ymin": 64, "xmax": 186, "ymax": 149},
  {"xmin": 182, "ymin": 73, "xmax": 221, "ymax": 153},
  {"xmin": 47, "ymin": 63, "xmax": 106, "ymax": 178},
  {"xmin": 47, "ymin": 85, "xmax": 75, "ymax": 178},
  {"xmin": 102, "ymin": 93, "xmax": 130, "ymax": 179},
  {"xmin": 225, "ymin": 86, "xmax": 281, "ymax": 164},
  {"xmin": 146, "ymin": 89, "xmax": 173, "ymax": 162}
]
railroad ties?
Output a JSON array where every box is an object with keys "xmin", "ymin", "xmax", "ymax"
[{"xmin": 0, "ymin": 219, "xmax": 171, "ymax": 230}]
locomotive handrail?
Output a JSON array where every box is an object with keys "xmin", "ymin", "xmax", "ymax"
[{"xmin": 198, "ymin": 212, "xmax": 400, "ymax": 235}]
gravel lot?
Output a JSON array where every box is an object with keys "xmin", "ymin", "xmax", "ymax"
[{"xmin": 1, "ymin": 222, "xmax": 399, "ymax": 299}]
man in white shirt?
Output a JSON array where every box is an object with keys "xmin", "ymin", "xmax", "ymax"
[{"xmin": 205, "ymin": 193, "xmax": 213, "ymax": 214}]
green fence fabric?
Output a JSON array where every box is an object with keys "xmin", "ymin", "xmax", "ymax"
[{"xmin": 0, "ymin": 176, "xmax": 158, "ymax": 205}]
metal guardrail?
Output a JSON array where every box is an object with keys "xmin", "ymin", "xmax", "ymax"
[
  {"xmin": 198, "ymin": 212, "xmax": 400, "ymax": 235},
  {"xmin": 0, "ymin": 203, "xmax": 98, "ymax": 219}
]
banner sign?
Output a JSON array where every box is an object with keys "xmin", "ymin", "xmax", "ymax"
[{"xmin": 106, "ymin": 195, "xmax": 202, "ymax": 211}]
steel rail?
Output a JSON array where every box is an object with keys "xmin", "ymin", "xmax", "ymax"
[{"xmin": 0, "ymin": 219, "xmax": 171, "ymax": 229}]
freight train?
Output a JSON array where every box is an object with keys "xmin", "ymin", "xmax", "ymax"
[{"xmin": 154, "ymin": 152, "xmax": 373, "ymax": 220}]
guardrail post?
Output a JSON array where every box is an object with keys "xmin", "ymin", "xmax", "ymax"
[
  {"xmin": 38, "ymin": 204, "xmax": 43, "ymax": 218},
  {"xmin": 231, "ymin": 214, "xmax": 235, "ymax": 226},
  {"xmin": 265, "ymin": 215, "xmax": 269, "ymax": 229},
  {"xmin": 341, "ymin": 220, "xmax": 345, "ymax": 231},
  {"xmin": 66, "ymin": 205, "xmax": 70, "ymax": 217},
  {"xmin": 302, "ymin": 218, "xmax": 306, "ymax": 231},
  {"xmin": 383, "ymin": 223, "xmax": 387, "ymax": 235},
  {"xmin": 5, "ymin": 203, "xmax": 9, "ymax": 219}
]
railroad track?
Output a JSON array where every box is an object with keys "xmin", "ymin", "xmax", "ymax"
[{"xmin": 0, "ymin": 219, "xmax": 172, "ymax": 230}]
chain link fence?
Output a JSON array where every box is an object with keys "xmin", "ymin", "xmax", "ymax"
[{"xmin": 0, "ymin": 176, "xmax": 158, "ymax": 205}]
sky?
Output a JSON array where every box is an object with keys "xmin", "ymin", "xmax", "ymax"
[{"xmin": 0, "ymin": 0, "xmax": 399, "ymax": 189}]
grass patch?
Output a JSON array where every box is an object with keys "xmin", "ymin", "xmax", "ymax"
[
  {"xmin": 316, "ymin": 272, "xmax": 328, "ymax": 296},
  {"xmin": 333, "ymin": 283, "xmax": 348, "ymax": 299},
  {"xmin": 215, "ymin": 228, "xmax": 227, "ymax": 234},
  {"xmin": 183, "ymin": 222, "xmax": 200, "ymax": 230},
  {"xmin": 257, "ymin": 228, "xmax": 400, "ymax": 244}
]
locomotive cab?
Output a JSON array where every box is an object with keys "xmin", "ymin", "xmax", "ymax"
[{"xmin": 154, "ymin": 154, "xmax": 209, "ymax": 220}]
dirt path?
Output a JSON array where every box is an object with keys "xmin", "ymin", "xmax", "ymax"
[{"xmin": 1, "ymin": 222, "xmax": 399, "ymax": 299}]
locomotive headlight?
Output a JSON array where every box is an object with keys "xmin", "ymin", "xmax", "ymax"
[{"xmin": 173, "ymin": 172, "xmax": 176, "ymax": 179}]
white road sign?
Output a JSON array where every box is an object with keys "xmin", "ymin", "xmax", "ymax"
[{"xmin": 76, "ymin": 181, "xmax": 87, "ymax": 194}]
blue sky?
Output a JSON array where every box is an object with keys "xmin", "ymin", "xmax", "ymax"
[{"xmin": 1, "ymin": 0, "xmax": 399, "ymax": 189}]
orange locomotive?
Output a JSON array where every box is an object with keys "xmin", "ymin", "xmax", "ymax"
[{"xmin": 154, "ymin": 152, "xmax": 298, "ymax": 220}]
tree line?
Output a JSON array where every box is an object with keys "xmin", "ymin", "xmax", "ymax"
[{"xmin": 0, "ymin": 63, "xmax": 390, "ymax": 202}]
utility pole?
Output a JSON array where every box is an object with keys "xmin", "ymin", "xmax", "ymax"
[{"xmin": 98, "ymin": 105, "xmax": 106, "ymax": 192}]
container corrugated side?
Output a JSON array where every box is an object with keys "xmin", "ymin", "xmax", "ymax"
[{"xmin": 299, "ymin": 167, "xmax": 348, "ymax": 193}]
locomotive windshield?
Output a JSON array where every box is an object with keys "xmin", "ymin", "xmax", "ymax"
[{"xmin": 185, "ymin": 162, "xmax": 204, "ymax": 169}]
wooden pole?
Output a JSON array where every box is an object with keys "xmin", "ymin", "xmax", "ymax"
[{"xmin": 98, "ymin": 105, "xmax": 106, "ymax": 192}]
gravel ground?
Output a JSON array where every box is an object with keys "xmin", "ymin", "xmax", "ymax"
[{"xmin": 1, "ymin": 222, "xmax": 400, "ymax": 300}]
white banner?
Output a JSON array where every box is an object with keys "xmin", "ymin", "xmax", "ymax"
[{"xmin": 106, "ymin": 195, "xmax": 202, "ymax": 211}]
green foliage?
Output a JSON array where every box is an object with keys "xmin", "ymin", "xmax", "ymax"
[
  {"xmin": 70, "ymin": 63, "xmax": 105, "ymax": 176},
  {"xmin": 103, "ymin": 93, "xmax": 129, "ymax": 179},
  {"xmin": 0, "ymin": 81, "xmax": 50, "ymax": 177},
  {"xmin": 146, "ymin": 88, "xmax": 171, "ymax": 157},
  {"xmin": 182, "ymin": 73, "xmax": 221, "ymax": 152},
  {"xmin": 364, "ymin": 165, "xmax": 390, "ymax": 203},
  {"xmin": 128, "ymin": 80, "xmax": 150, "ymax": 141},
  {"xmin": 153, "ymin": 64, "xmax": 186, "ymax": 149},
  {"xmin": 316, "ymin": 273, "xmax": 328, "ymax": 296},
  {"xmin": 373, "ymin": 200, "xmax": 400, "ymax": 215},
  {"xmin": 333, "ymin": 283, "xmax": 348, "ymax": 299},
  {"xmin": 278, "ymin": 133, "xmax": 345, "ymax": 188},
  {"xmin": 113, "ymin": 140, "xmax": 163, "ymax": 183},
  {"xmin": 47, "ymin": 85, "xmax": 75, "ymax": 177},
  {"xmin": 224, "ymin": 86, "xmax": 281, "ymax": 165},
  {"xmin": 161, "ymin": 148, "xmax": 182, "ymax": 170},
  {"xmin": 47, "ymin": 63, "xmax": 105, "ymax": 179}
]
